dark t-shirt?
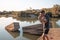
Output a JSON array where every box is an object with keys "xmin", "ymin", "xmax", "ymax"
[{"xmin": 45, "ymin": 14, "xmax": 50, "ymax": 29}]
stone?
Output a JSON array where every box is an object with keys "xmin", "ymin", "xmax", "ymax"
[
  {"xmin": 5, "ymin": 22, "xmax": 20, "ymax": 31},
  {"xmin": 23, "ymin": 24, "xmax": 43, "ymax": 36},
  {"xmin": 23, "ymin": 23, "xmax": 52, "ymax": 36}
]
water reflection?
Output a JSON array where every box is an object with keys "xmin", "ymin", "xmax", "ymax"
[
  {"xmin": 5, "ymin": 29, "xmax": 20, "ymax": 38},
  {"xmin": 0, "ymin": 17, "xmax": 40, "ymax": 40},
  {"xmin": 56, "ymin": 20, "xmax": 60, "ymax": 27},
  {"xmin": 0, "ymin": 17, "xmax": 60, "ymax": 40},
  {"xmin": 15, "ymin": 17, "xmax": 38, "ymax": 23},
  {"xmin": 0, "ymin": 17, "xmax": 20, "ymax": 40},
  {"xmin": 50, "ymin": 18, "xmax": 60, "ymax": 28},
  {"xmin": 23, "ymin": 33, "xmax": 39, "ymax": 40}
]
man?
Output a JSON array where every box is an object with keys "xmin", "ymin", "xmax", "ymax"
[{"xmin": 38, "ymin": 10, "xmax": 50, "ymax": 40}]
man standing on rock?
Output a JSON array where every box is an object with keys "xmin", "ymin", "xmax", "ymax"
[{"xmin": 38, "ymin": 10, "xmax": 50, "ymax": 40}]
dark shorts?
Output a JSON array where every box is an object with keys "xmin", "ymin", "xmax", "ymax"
[
  {"xmin": 44, "ymin": 28, "xmax": 49, "ymax": 34},
  {"xmin": 44, "ymin": 22, "xmax": 50, "ymax": 34}
]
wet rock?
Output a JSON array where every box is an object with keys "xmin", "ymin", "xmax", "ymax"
[
  {"xmin": 23, "ymin": 24, "xmax": 43, "ymax": 36},
  {"xmin": 5, "ymin": 22, "xmax": 20, "ymax": 31}
]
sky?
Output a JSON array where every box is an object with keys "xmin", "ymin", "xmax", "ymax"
[{"xmin": 0, "ymin": 0, "xmax": 60, "ymax": 11}]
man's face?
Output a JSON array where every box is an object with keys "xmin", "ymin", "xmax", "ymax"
[{"xmin": 42, "ymin": 13, "xmax": 45, "ymax": 16}]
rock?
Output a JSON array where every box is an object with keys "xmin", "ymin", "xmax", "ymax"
[
  {"xmin": 23, "ymin": 24, "xmax": 43, "ymax": 36},
  {"xmin": 5, "ymin": 22, "xmax": 20, "ymax": 31},
  {"xmin": 23, "ymin": 23, "xmax": 52, "ymax": 36}
]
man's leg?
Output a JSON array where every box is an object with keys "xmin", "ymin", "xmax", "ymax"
[
  {"xmin": 43, "ymin": 34, "xmax": 45, "ymax": 40},
  {"xmin": 43, "ymin": 29, "xmax": 49, "ymax": 40},
  {"xmin": 43, "ymin": 34, "xmax": 49, "ymax": 40}
]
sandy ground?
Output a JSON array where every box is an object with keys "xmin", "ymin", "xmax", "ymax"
[{"xmin": 37, "ymin": 28, "xmax": 60, "ymax": 40}]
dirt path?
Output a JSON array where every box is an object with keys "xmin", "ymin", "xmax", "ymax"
[{"xmin": 37, "ymin": 28, "xmax": 60, "ymax": 40}]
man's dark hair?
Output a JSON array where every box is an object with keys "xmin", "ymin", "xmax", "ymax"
[{"xmin": 40, "ymin": 10, "xmax": 45, "ymax": 13}]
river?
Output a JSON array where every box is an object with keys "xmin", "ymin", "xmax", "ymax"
[{"xmin": 0, "ymin": 17, "xmax": 60, "ymax": 40}]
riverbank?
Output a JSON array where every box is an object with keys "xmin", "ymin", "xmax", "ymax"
[{"xmin": 37, "ymin": 28, "xmax": 60, "ymax": 40}]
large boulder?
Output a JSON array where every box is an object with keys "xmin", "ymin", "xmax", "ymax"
[
  {"xmin": 23, "ymin": 24, "xmax": 43, "ymax": 36},
  {"xmin": 23, "ymin": 23, "xmax": 52, "ymax": 36},
  {"xmin": 5, "ymin": 22, "xmax": 20, "ymax": 31}
]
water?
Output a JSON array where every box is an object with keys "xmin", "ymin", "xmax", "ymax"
[
  {"xmin": 50, "ymin": 18, "xmax": 60, "ymax": 28},
  {"xmin": 0, "ymin": 17, "xmax": 41, "ymax": 40},
  {"xmin": 0, "ymin": 17, "xmax": 60, "ymax": 40},
  {"xmin": 56, "ymin": 20, "xmax": 60, "ymax": 27}
]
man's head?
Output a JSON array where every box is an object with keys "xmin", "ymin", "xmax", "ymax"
[
  {"xmin": 40, "ymin": 10, "xmax": 45, "ymax": 15},
  {"xmin": 40, "ymin": 10, "xmax": 45, "ymax": 14}
]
